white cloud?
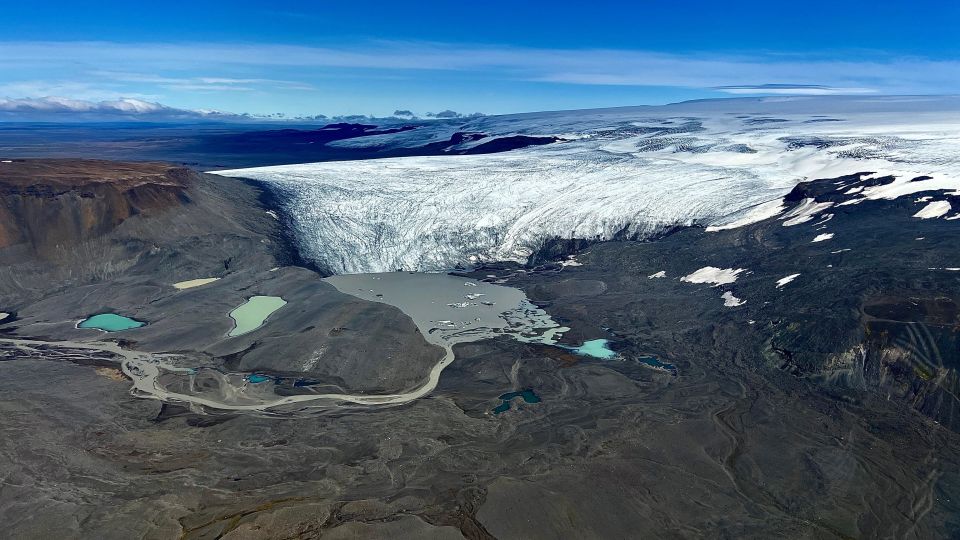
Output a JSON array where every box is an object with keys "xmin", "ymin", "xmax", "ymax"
[
  {"xmin": 0, "ymin": 96, "xmax": 243, "ymax": 120},
  {"xmin": 0, "ymin": 41, "xmax": 956, "ymax": 96},
  {"xmin": 715, "ymin": 84, "xmax": 876, "ymax": 95},
  {"xmin": 90, "ymin": 71, "xmax": 315, "ymax": 90}
]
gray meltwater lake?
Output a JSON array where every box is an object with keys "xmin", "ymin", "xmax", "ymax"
[{"xmin": 325, "ymin": 272, "xmax": 569, "ymax": 350}]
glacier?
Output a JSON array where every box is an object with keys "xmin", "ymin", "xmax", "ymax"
[{"xmin": 213, "ymin": 96, "xmax": 960, "ymax": 274}]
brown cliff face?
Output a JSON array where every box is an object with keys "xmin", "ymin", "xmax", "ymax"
[{"xmin": 0, "ymin": 159, "xmax": 193, "ymax": 253}]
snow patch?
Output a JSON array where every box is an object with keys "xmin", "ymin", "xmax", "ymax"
[
  {"xmin": 781, "ymin": 198, "xmax": 835, "ymax": 227},
  {"xmin": 721, "ymin": 291, "xmax": 745, "ymax": 307},
  {"xmin": 812, "ymin": 214, "xmax": 834, "ymax": 227},
  {"xmin": 858, "ymin": 175, "xmax": 960, "ymax": 202},
  {"xmin": 706, "ymin": 199, "xmax": 786, "ymax": 231},
  {"xmin": 913, "ymin": 200, "xmax": 952, "ymax": 219},
  {"xmin": 812, "ymin": 233, "xmax": 835, "ymax": 242},
  {"xmin": 776, "ymin": 273, "xmax": 801, "ymax": 288},
  {"xmin": 681, "ymin": 266, "xmax": 745, "ymax": 286}
]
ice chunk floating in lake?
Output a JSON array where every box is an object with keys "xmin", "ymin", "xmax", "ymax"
[{"xmin": 214, "ymin": 96, "xmax": 960, "ymax": 274}]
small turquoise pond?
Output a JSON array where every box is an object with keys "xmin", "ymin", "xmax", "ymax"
[
  {"xmin": 493, "ymin": 389, "xmax": 542, "ymax": 414},
  {"xmin": 247, "ymin": 374, "xmax": 271, "ymax": 384},
  {"xmin": 78, "ymin": 313, "xmax": 145, "ymax": 332},
  {"xmin": 570, "ymin": 339, "xmax": 617, "ymax": 359}
]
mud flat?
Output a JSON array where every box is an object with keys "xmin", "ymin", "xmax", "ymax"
[{"xmin": 172, "ymin": 277, "xmax": 220, "ymax": 290}]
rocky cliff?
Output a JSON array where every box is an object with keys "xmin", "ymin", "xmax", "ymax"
[{"xmin": 0, "ymin": 159, "xmax": 191, "ymax": 253}]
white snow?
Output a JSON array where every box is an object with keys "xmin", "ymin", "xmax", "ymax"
[
  {"xmin": 213, "ymin": 97, "xmax": 960, "ymax": 273},
  {"xmin": 812, "ymin": 214, "xmax": 834, "ymax": 227},
  {"xmin": 812, "ymin": 233, "xmax": 835, "ymax": 242},
  {"xmin": 705, "ymin": 199, "xmax": 786, "ymax": 231},
  {"xmin": 857, "ymin": 176, "xmax": 960, "ymax": 202},
  {"xmin": 913, "ymin": 200, "xmax": 952, "ymax": 219},
  {"xmin": 648, "ymin": 270, "xmax": 666, "ymax": 279},
  {"xmin": 721, "ymin": 291, "xmax": 745, "ymax": 307},
  {"xmin": 776, "ymin": 273, "xmax": 801, "ymax": 288},
  {"xmin": 781, "ymin": 198, "xmax": 835, "ymax": 227},
  {"xmin": 681, "ymin": 266, "xmax": 745, "ymax": 286}
]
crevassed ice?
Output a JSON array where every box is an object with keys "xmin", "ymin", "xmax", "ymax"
[{"xmin": 214, "ymin": 98, "xmax": 960, "ymax": 274}]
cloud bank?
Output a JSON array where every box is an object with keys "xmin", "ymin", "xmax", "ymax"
[
  {"xmin": 0, "ymin": 96, "xmax": 247, "ymax": 121},
  {"xmin": 1, "ymin": 40, "xmax": 957, "ymax": 118},
  {"xmin": 713, "ymin": 84, "xmax": 876, "ymax": 96},
  {"xmin": 2, "ymin": 40, "xmax": 954, "ymax": 91}
]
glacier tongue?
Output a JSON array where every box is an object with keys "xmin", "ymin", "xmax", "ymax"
[{"xmin": 213, "ymin": 98, "xmax": 960, "ymax": 274}]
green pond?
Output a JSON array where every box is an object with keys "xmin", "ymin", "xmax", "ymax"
[
  {"xmin": 228, "ymin": 295, "xmax": 287, "ymax": 337},
  {"xmin": 78, "ymin": 313, "xmax": 145, "ymax": 332}
]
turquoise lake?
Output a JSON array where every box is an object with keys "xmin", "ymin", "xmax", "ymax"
[{"xmin": 78, "ymin": 313, "xmax": 145, "ymax": 332}]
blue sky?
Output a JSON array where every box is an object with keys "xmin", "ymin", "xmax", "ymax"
[{"xmin": 1, "ymin": 0, "xmax": 958, "ymax": 119}]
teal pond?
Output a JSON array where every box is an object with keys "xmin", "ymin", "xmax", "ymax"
[
  {"xmin": 493, "ymin": 389, "xmax": 542, "ymax": 414},
  {"xmin": 78, "ymin": 313, "xmax": 145, "ymax": 332}
]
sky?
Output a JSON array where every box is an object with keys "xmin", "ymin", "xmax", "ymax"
[{"xmin": 1, "ymin": 0, "xmax": 958, "ymax": 120}]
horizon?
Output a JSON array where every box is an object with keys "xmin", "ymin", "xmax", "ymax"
[
  {"xmin": 3, "ymin": 93, "xmax": 960, "ymax": 125},
  {"xmin": 1, "ymin": 1, "xmax": 958, "ymax": 121}
]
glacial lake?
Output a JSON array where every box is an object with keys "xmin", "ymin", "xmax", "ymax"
[
  {"xmin": 228, "ymin": 295, "xmax": 287, "ymax": 337},
  {"xmin": 78, "ymin": 313, "xmax": 145, "ymax": 332},
  {"xmin": 325, "ymin": 272, "xmax": 567, "ymax": 349},
  {"xmin": 569, "ymin": 339, "xmax": 617, "ymax": 359}
]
